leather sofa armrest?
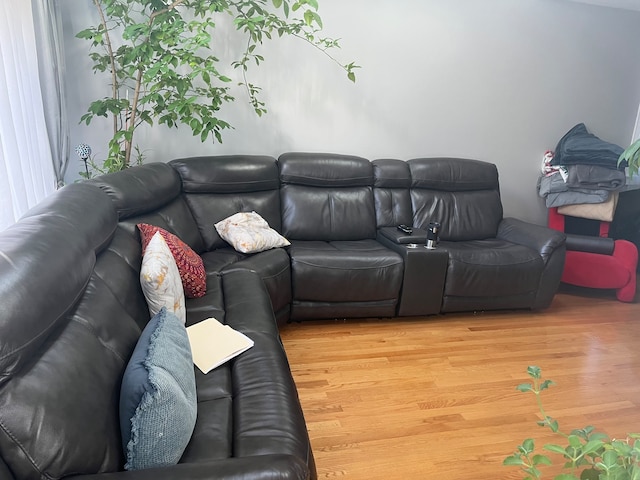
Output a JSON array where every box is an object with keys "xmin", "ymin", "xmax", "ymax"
[
  {"xmin": 376, "ymin": 233, "xmax": 448, "ymax": 315},
  {"xmin": 565, "ymin": 234, "xmax": 615, "ymax": 255},
  {"xmin": 71, "ymin": 454, "xmax": 310, "ymax": 480},
  {"xmin": 378, "ymin": 226, "xmax": 427, "ymax": 244},
  {"xmin": 497, "ymin": 217, "xmax": 566, "ymax": 263}
]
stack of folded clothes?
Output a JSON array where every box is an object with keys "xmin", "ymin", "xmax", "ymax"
[{"xmin": 537, "ymin": 123, "xmax": 626, "ymax": 222}]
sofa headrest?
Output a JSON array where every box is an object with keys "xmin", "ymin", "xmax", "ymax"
[
  {"xmin": 170, "ymin": 155, "xmax": 279, "ymax": 193},
  {"xmin": 0, "ymin": 183, "xmax": 117, "ymax": 382},
  {"xmin": 408, "ymin": 158, "xmax": 499, "ymax": 192},
  {"xmin": 372, "ymin": 159, "xmax": 411, "ymax": 188},
  {"xmin": 279, "ymin": 152, "xmax": 373, "ymax": 187},
  {"xmin": 88, "ymin": 162, "xmax": 182, "ymax": 220}
]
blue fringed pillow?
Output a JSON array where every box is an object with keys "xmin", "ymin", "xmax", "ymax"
[{"xmin": 119, "ymin": 307, "xmax": 197, "ymax": 470}]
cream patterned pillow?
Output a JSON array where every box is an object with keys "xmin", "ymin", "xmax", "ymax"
[
  {"xmin": 140, "ymin": 232, "xmax": 186, "ymax": 323},
  {"xmin": 214, "ymin": 211, "xmax": 290, "ymax": 254}
]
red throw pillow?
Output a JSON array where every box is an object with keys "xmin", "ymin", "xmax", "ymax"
[{"xmin": 137, "ymin": 223, "xmax": 206, "ymax": 299}]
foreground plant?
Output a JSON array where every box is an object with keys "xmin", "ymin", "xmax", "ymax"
[
  {"xmin": 619, "ymin": 138, "xmax": 640, "ymax": 178},
  {"xmin": 504, "ymin": 366, "xmax": 640, "ymax": 480},
  {"xmin": 77, "ymin": 0, "xmax": 359, "ymax": 176}
]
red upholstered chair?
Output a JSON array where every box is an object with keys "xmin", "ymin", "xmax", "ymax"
[{"xmin": 548, "ymin": 207, "xmax": 638, "ymax": 302}]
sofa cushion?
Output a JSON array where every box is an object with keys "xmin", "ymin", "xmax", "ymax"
[
  {"xmin": 408, "ymin": 158, "xmax": 503, "ymax": 241},
  {"xmin": 372, "ymin": 159, "xmax": 412, "ymax": 228},
  {"xmin": 214, "ymin": 211, "xmax": 290, "ymax": 253},
  {"xmin": 140, "ymin": 232, "xmax": 186, "ymax": 323},
  {"xmin": 441, "ymin": 239, "xmax": 544, "ymax": 297},
  {"xmin": 119, "ymin": 307, "xmax": 197, "ymax": 470},
  {"xmin": 288, "ymin": 240, "xmax": 404, "ymax": 303},
  {"xmin": 279, "ymin": 153, "xmax": 377, "ymax": 241},
  {"xmin": 138, "ymin": 223, "xmax": 206, "ymax": 298}
]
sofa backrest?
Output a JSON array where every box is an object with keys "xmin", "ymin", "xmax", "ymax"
[
  {"xmin": 0, "ymin": 183, "xmax": 144, "ymax": 479},
  {"xmin": 372, "ymin": 159, "xmax": 412, "ymax": 228},
  {"xmin": 88, "ymin": 162, "xmax": 205, "ymax": 253},
  {"xmin": 279, "ymin": 152, "xmax": 377, "ymax": 241},
  {"xmin": 408, "ymin": 158, "xmax": 503, "ymax": 241},
  {"xmin": 170, "ymin": 155, "xmax": 282, "ymax": 251}
]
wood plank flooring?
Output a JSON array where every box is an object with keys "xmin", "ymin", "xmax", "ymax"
[{"xmin": 279, "ymin": 285, "xmax": 640, "ymax": 479}]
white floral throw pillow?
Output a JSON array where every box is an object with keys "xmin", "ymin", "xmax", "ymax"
[
  {"xmin": 140, "ymin": 231, "xmax": 186, "ymax": 323},
  {"xmin": 214, "ymin": 211, "xmax": 290, "ymax": 254}
]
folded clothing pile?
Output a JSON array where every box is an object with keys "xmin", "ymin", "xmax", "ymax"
[{"xmin": 537, "ymin": 123, "xmax": 625, "ymax": 222}]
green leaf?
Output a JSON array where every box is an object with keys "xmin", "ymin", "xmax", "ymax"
[
  {"xmin": 272, "ymin": 0, "xmax": 283, "ymax": 7},
  {"xmin": 503, "ymin": 455, "xmax": 525, "ymax": 466},
  {"xmin": 601, "ymin": 449, "xmax": 619, "ymax": 468},
  {"xmin": 75, "ymin": 28, "xmax": 95, "ymax": 40},
  {"xmin": 579, "ymin": 468, "xmax": 600, "ymax": 480},
  {"xmin": 532, "ymin": 454, "xmax": 552, "ymax": 466},
  {"xmin": 545, "ymin": 444, "xmax": 569, "ymax": 456},
  {"xmin": 539, "ymin": 379, "xmax": 555, "ymax": 391},
  {"xmin": 553, "ymin": 475, "xmax": 580, "ymax": 480},
  {"xmin": 303, "ymin": 10, "xmax": 314, "ymax": 26},
  {"xmin": 522, "ymin": 438, "xmax": 535, "ymax": 453},
  {"xmin": 580, "ymin": 439, "xmax": 604, "ymax": 456},
  {"xmin": 568, "ymin": 435, "xmax": 582, "ymax": 449},
  {"xmin": 347, "ymin": 71, "xmax": 356, "ymax": 83},
  {"xmin": 517, "ymin": 383, "xmax": 534, "ymax": 392},
  {"xmin": 527, "ymin": 366, "xmax": 542, "ymax": 379}
]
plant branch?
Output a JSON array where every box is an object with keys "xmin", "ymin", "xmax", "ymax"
[
  {"xmin": 290, "ymin": 31, "xmax": 356, "ymax": 77},
  {"xmin": 124, "ymin": 0, "xmax": 187, "ymax": 166},
  {"xmin": 148, "ymin": 0, "xmax": 186, "ymax": 24},
  {"xmin": 92, "ymin": 0, "xmax": 119, "ymax": 137}
]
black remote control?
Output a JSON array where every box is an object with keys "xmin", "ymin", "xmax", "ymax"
[{"xmin": 397, "ymin": 224, "xmax": 412, "ymax": 234}]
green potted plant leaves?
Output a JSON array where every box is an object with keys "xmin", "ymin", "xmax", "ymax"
[
  {"xmin": 619, "ymin": 138, "xmax": 640, "ymax": 178},
  {"xmin": 76, "ymin": 0, "xmax": 359, "ymax": 177},
  {"xmin": 504, "ymin": 366, "xmax": 640, "ymax": 480}
]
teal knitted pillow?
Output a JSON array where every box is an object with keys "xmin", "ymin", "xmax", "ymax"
[{"xmin": 119, "ymin": 307, "xmax": 197, "ymax": 470}]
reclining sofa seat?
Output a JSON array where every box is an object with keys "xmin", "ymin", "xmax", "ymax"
[
  {"xmin": 407, "ymin": 158, "xmax": 566, "ymax": 312},
  {"xmin": 168, "ymin": 155, "xmax": 292, "ymax": 324},
  {"xmin": 0, "ymin": 163, "xmax": 315, "ymax": 479},
  {"xmin": 278, "ymin": 152, "xmax": 405, "ymax": 320}
]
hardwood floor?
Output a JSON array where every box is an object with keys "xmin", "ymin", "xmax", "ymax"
[{"xmin": 279, "ymin": 285, "xmax": 640, "ymax": 479}]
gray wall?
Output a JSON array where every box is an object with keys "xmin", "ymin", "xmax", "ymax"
[{"xmin": 61, "ymin": 0, "xmax": 640, "ymax": 224}]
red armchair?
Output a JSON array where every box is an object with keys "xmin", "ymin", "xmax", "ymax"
[{"xmin": 548, "ymin": 207, "xmax": 638, "ymax": 302}]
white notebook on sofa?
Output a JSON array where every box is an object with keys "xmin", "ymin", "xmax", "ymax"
[{"xmin": 186, "ymin": 317, "xmax": 254, "ymax": 374}]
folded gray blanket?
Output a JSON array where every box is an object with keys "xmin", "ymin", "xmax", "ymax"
[
  {"xmin": 537, "ymin": 174, "xmax": 610, "ymax": 208},
  {"xmin": 566, "ymin": 164, "xmax": 626, "ymax": 191}
]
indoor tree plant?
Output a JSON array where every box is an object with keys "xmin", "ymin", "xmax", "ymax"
[
  {"xmin": 77, "ymin": 0, "xmax": 358, "ymax": 177},
  {"xmin": 504, "ymin": 366, "xmax": 640, "ymax": 480}
]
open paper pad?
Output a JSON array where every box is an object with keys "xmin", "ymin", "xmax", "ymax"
[{"xmin": 186, "ymin": 318, "xmax": 254, "ymax": 374}]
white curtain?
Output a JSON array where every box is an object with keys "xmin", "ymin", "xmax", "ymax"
[
  {"xmin": 32, "ymin": 0, "xmax": 69, "ymax": 188},
  {"xmin": 0, "ymin": 0, "xmax": 57, "ymax": 231}
]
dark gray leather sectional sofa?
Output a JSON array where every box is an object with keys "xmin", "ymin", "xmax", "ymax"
[{"xmin": 0, "ymin": 153, "xmax": 565, "ymax": 480}]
